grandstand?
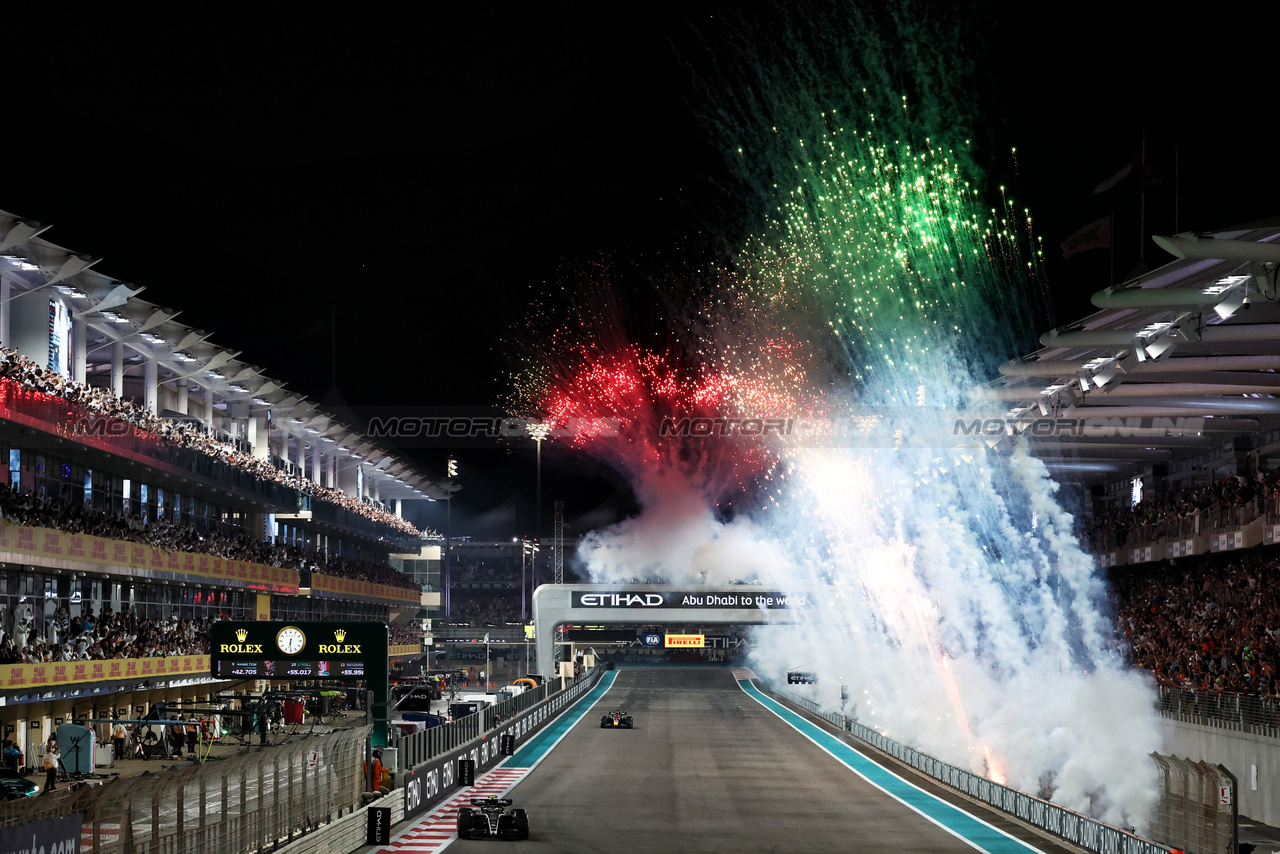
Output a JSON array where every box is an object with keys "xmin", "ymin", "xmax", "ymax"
[
  {"xmin": 998, "ymin": 222, "xmax": 1280, "ymax": 557},
  {"xmin": 996, "ymin": 222, "xmax": 1280, "ymax": 700},
  {"xmin": 997, "ymin": 221, "xmax": 1280, "ymax": 501},
  {"xmin": 4, "ymin": 204, "xmax": 1280, "ymax": 836},
  {"xmin": 0, "ymin": 210, "xmax": 445, "ymax": 769}
]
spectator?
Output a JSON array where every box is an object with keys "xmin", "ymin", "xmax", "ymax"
[
  {"xmin": 42, "ymin": 744, "xmax": 58, "ymax": 793},
  {"xmin": 168, "ymin": 725, "xmax": 185, "ymax": 759},
  {"xmin": 3, "ymin": 740, "xmax": 21, "ymax": 774},
  {"xmin": 1082, "ymin": 468, "xmax": 1280, "ymax": 552},
  {"xmin": 0, "ymin": 351, "xmax": 439, "ymax": 540},
  {"xmin": 0, "ymin": 486, "xmax": 421, "ymax": 591},
  {"xmin": 1111, "ymin": 551, "xmax": 1280, "ymax": 698},
  {"xmin": 113, "ymin": 721, "xmax": 127, "ymax": 760}
]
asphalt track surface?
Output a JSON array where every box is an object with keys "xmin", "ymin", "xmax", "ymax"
[{"xmin": 448, "ymin": 667, "xmax": 1083, "ymax": 854}]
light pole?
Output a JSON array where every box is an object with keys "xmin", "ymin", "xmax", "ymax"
[
  {"xmin": 445, "ymin": 457, "xmax": 457, "ymax": 617},
  {"xmin": 520, "ymin": 538, "xmax": 539, "ymax": 622},
  {"xmin": 527, "ymin": 422, "xmax": 551, "ymax": 591}
]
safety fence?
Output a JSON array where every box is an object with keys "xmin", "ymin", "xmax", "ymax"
[
  {"xmin": 1157, "ymin": 687, "xmax": 1280, "ymax": 737},
  {"xmin": 0, "ymin": 725, "xmax": 369, "ymax": 854},
  {"xmin": 394, "ymin": 709, "xmax": 482, "ymax": 767},
  {"xmin": 393, "ymin": 668, "xmax": 603, "ymax": 771},
  {"xmin": 1090, "ymin": 493, "xmax": 1278, "ymax": 553},
  {"xmin": 1150, "ymin": 753, "xmax": 1236, "ymax": 854},
  {"xmin": 775, "ymin": 687, "xmax": 1171, "ymax": 854}
]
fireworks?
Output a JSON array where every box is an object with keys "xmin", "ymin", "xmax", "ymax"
[
  {"xmin": 511, "ymin": 285, "xmax": 821, "ymax": 500},
  {"xmin": 507, "ymin": 3, "xmax": 1157, "ymax": 828},
  {"xmin": 710, "ymin": 5, "xmax": 1048, "ymax": 396}
]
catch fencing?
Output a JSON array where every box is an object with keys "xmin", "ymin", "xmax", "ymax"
[
  {"xmin": 393, "ymin": 668, "xmax": 603, "ymax": 771},
  {"xmin": 0, "ymin": 725, "xmax": 369, "ymax": 854},
  {"xmin": 776, "ymin": 687, "xmax": 1170, "ymax": 854},
  {"xmin": 1149, "ymin": 753, "xmax": 1236, "ymax": 854},
  {"xmin": 1158, "ymin": 687, "xmax": 1280, "ymax": 737}
]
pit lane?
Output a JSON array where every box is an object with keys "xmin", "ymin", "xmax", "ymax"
[{"xmin": 447, "ymin": 667, "xmax": 1083, "ymax": 854}]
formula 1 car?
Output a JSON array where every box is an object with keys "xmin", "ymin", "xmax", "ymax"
[
  {"xmin": 600, "ymin": 709, "xmax": 634, "ymax": 728},
  {"xmin": 457, "ymin": 796, "xmax": 529, "ymax": 840}
]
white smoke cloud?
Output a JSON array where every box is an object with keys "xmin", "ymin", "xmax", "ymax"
[
  {"xmin": 574, "ymin": 405, "xmax": 1161, "ymax": 831},
  {"xmin": 576, "ymin": 469, "xmax": 794, "ymax": 585}
]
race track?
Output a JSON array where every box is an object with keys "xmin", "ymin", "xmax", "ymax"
[{"xmin": 443, "ymin": 667, "xmax": 1076, "ymax": 854}]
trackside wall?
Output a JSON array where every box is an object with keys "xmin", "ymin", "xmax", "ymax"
[
  {"xmin": 399, "ymin": 669, "xmax": 604, "ymax": 823},
  {"xmin": 266, "ymin": 669, "xmax": 605, "ymax": 854},
  {"xmin": 274, "ymin": 789, "xmax": 403, "ymax": 854},
  {"xmin": 1157, "ymin": 718, "xmax": 1279, "ymax": 826}
]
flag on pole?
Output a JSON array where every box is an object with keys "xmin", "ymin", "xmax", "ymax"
[
  {"xmin": 1092, "ymin": 148, "xmax": 1161, "ymax": 194},
  {"xmin": 1093, "ymin": 164, "xmax": 1133, "ymax": 195},
  {"xmin": 1060, "ymin": 215, "xmax": 1113, "ymax": 260}
]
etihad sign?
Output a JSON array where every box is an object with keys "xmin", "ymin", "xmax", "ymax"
[
  {"xmin": 577, "ymin": 593, "xmax": 666, "ymax": 608},
  {"xmin": 664, "ymin": 634, "xmax": 705, "ymax": 648}
]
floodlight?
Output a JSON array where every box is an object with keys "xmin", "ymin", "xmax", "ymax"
[
  {"xmin": 1143, "ymin": 337, "xmax": 1176, "ymax": 360},
  {"xmin": 1093, "ymin": 365, "xmax": 1119, "ymax": 387},
  {"xmin": 1213, "ymin": 293, "xmax": 1245, "ymax": 320}
]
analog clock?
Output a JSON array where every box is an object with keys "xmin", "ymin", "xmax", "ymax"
[{"xmin": 276, "ymin": 626, "xmax": 306, "ymax": 655}]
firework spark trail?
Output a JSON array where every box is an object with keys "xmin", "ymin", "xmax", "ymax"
[
  {"xmin": 707, "ymin": 4, "xmax": 1157, "ymax": 827},
  {"xmin": 513, "ymin": 3, "xmax": 1160, "ymax": 829},
  {"xmin": 510, "ymin": 269, "xmax": 826, "ymax": 586}
]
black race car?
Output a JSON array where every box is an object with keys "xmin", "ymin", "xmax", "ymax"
[
  {"xmin": 457, "ymin": 796, "xmax": 529, "ymax": 840},
  {"xmin": 0, "ymin": 777, "xmax": 38, "ymax": 800},
  {"xmin": 600, "ymin": 709, "xmax": 634, "ymax": 728}
]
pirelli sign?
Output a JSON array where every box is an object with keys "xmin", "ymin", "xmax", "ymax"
[{"xmin": 664, "ymin": 634, "xmax": 705, "ymax": 648}]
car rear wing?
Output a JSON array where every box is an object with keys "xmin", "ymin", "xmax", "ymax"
[{"xmin": 469, "ymin": 797, "xmax": 513, "ymax": 807}]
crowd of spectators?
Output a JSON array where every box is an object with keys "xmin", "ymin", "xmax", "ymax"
[
  {"xmin": 389, "ymin": 623, "xmax": 424, "ymax": 645},
  {"xmin": 1111, "ymin": 552, "xmax": 1280, "ymax": 697},
  {"xmin": 450, "ymin": 560, "xmax": 520, "ymax": 583},
  {"xmin": 294, "ymin": 551, "xmax": 421, "ymax": 590},
  {"xmin": 0, "ymin": 486, "xmax": 419, "ymax": 591},
  {"xmin": 0, "ymin": 350, "xmax": 439, "ymax": 539},
  {"xmin": 0, "ymin": 604, "xmax": 210, "ymax": 664},
  {"xmin": 1082, "ymin": 468, "xmax": 1280, "ymax": 551},
  {"xmin": 448, "ymin": 592, "xmax": 519, "ymax": 627}
]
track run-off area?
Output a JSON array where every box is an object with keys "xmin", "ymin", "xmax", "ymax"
[{"xmin": 370, "ymin": 667, "xmax": 1085, "ymax": 854}]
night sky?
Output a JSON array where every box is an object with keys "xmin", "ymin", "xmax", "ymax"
[{"xmin": 6, "ymin": 6, "xmax": 1279, "ymax": 537}]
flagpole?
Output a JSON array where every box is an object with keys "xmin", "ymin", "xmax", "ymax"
[
  {"xmin": 1110, "ymin": 210, "xmax": 1115, "ymax": 286},
  {"xmin": 1174, "ymin": 142, "xmax": 1180, "ymax": 234},
  {"xmin": 1139, "ymin": 130, "xmax": 1146, "ymax": 263}
]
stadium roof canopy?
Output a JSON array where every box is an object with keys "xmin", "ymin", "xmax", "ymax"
[
  {"xmin": 994, "ymin": 220, "xmax": 1280, "ymax": 485},
  {"xmin": 0, "ymin": 209, "xmax": 456, "ymax": 503}
]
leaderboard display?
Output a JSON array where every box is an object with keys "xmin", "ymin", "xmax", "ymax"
[
  {"xmin": 214, "ymin": 660, "xmax": 367, "ymax": 679},
  {"xmin": 209, "ymin": 621, "xmax": 388, "ymax": 682}
]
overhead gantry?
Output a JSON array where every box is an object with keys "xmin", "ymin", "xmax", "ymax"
[{"xmin": 531, "ymin": 584, "xmax": 809, "ymax": 678}]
